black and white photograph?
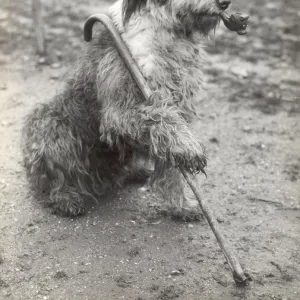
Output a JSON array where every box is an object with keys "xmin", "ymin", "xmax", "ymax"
[{"xmin": 0, "ymin": 0, "xmax": 299, "ymax": 299}]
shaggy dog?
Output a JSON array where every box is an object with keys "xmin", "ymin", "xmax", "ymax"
[{"xmin": 22, "ymin": 0, "xmax": 231, "ymax": 218}]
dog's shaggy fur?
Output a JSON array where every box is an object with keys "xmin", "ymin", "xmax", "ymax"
[{"xmin": 22, "ymin": 0, "xmax": 224, "ymax": 217}]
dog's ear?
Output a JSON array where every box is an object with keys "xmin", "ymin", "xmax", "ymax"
[{"xmin": 122, "ymin": 0, "xmax": 147, "ymax": 25}]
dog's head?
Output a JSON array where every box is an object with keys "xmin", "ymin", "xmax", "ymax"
[{"xmin": 122, "ymin": 0, "xmax": 231, "ymax": 35}]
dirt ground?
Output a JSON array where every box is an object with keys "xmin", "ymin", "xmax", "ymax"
[{"xmin": 0, "ymin": 0, "xmax": 300, "ymax": 299}]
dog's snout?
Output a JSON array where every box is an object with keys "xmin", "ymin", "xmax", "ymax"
[{"xmin": 217, "ymin": 0, "xmax": 231, "ymax": 10}]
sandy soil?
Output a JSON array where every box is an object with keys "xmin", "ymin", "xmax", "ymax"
[{"xmin": 0, "ymin": 0, "xmax": 300, "ymax": 299}]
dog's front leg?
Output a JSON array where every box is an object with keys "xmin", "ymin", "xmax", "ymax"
[{"xmin": 99, "ymin": 102, "xmax": 206, "ymax": 175}]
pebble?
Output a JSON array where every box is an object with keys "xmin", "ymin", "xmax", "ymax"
[
  {"xmin": 231, "ymin": 66, "xmax": 249, "ymax": 79},
  {"xmin": 37, "ymin": 57, "xmax": 48, "ymax": 65},
  {"xmin": 55, "ymin": 50, "xmax": 63, "ymax": 60},
  {"xmin": 242, "ymin": 126, "xmax": 252, "ymax": 133},
  {"xmin": 50, "ymin": 74, "xmax": 60, "ymax": 80},
  {"xmin": 188, "ymin": 235, "xmax": 194, "ymax": 241},
  {"xmin": 170, "ymin": 270, "xmax": 182, "ymax": 276},
  {"xmin": 209, "ymin": 137, "xmax": 219, "ymax": 144},
  {"xmin": 217, "ymin": 217, "xmax": 225, "ymax": 223},
  {"xmin": 50, "ymin": 62, "xmax": 61, "ymax": 69}
]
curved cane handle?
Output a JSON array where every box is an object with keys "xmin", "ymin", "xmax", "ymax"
[{"xmin": 83, "ymin": 14, "xmax": 152, "ymax": 100}]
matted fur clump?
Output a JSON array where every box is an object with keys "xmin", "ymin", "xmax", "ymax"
[{"xmin": 22, "ymin": 0, "xmax": 224, "ymax": 218}]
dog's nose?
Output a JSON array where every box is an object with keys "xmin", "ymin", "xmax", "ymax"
[{"xmin": 217, "ymin": 0, "xmax": 231, "ymax": 10}]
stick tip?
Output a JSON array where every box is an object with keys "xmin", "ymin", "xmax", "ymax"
[{"xmin": 233, "ymin": 271, "xmax": 252, "ymax": 286}]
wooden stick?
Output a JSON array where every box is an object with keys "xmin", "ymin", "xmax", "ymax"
[
  {"xmin": 180, "ymin": 167, "xmax": 249, "ymax": 284},
  {"xmin": 32, "ymin": 0, "xmax": 46, "ymax": 55},
  {"xmin": 84, "ymin": 14, "xmax": 152, "ymax": 101},
  {"xmin": 83, "ymin": 14, "xmax": 250, "ymax": 285}
]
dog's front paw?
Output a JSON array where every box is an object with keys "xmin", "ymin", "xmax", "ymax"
[
  {"xmin": 155, "ymin": 196, "xmax": 203, "ymax": 222},
  {"xmin": 171, "ymin": 145, "xmax": 207, "ymax": 175},
  {"xmin": 185, "ymin": 152, "xmax": 207, "ymax": 175}
]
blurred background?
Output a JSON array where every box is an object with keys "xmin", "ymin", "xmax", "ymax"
[{"xmin": 1, "ymin": 0, "xmax": 299, "ymax": 111}]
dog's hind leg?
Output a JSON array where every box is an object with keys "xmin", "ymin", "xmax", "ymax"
[
  {"xmin": 22, "ymin": 103, "xmax": 109, "ymax": 216},
  {"xmin": 152, "ymin": 166, "xmax": 201, "ymax": 221}
]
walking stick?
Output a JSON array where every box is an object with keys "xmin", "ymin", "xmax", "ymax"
[{"xmin": 83, "ymin": 13, "xmax": 251, "ymax": 285}]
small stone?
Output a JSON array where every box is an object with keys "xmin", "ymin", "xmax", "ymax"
[
  {"xmin": 217, "ymin": 217, "xmax": 225, "ymax": 223},
  {"xmin": 212, "ymin": 273, "xmax": 228, "ymax": 287},
  {"xmin": 209, "ymin": 137, "xmax": 219, "ymax": 144},
  {"xmin": 53, "ymin": 270, "xmax": 68, "ymax": 279},
  {"xmin": 50, "ymin": 74, "xmax": 60, "ymax": 80},
  {"xmin": 51, "ymin": 62, "xmax": 61, "ymax": 69},
  {"xmin": 242, "ymin": 126, "xmax": 252, "ymax": 133},
  {"xmin": 188, "ymin": 235, "xmax": 194, "ymax": 241},
  {"xmin": 55, "ymin": 50, "xmax": 63, "ymax": 60},
  {"xmin": 127, "ymin": 247, "xmax": 140, "ymax": 258},
  {"xmin": 37, "ymin": 57, "xmax": 48, "ymax": 65},
  {"xmin": 231, "ymin": 66, "xmax": 249, "ymax": 78},
  {"xmin": 170, "ymin": 270, "xmax": 183, "ymax": 276}
]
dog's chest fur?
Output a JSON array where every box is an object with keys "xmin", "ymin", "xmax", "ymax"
[{"xmin": 108, "ymin": 2, "xmax": 206, "ymax": 115}]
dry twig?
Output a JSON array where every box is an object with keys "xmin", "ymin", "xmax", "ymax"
[
  {"xmin": 247, "ymin": 196, "xmax": 283, "ymax": 206},
  {"xmin": 32, "ymin": 0, "xmax": 46, "ymax": 55}
]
